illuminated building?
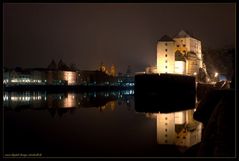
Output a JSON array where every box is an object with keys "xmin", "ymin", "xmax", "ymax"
[
  {"xmin": 98, "ymin": 62, "xmax": 117, "ymax": 77},
  {"xmin": 155, "ymin": 30, "xmax": 204, "ymax": 76},
  {"xmin": 3, "ymin": 68, "xmax": 77, "ymax": 86},
  {"xmin": 110, "ymin": 64, "xmax": 116, "ymax": 77},
  {"xmin": 99, "ymin": 62, "xmax": 107, "ymax": 72},
  {"xmin": 46, "ymin": 70, "xmax": 77, "ymax": 85}
]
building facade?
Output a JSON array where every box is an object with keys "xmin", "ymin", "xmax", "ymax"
[{"xmin": 156, "ymin": 30, "xmax": 204, "ymax": 76}]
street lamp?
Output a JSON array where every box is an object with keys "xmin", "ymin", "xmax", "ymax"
[{"xmin": 214, "ymin": 72, "xmax": 219, "ymax": 82}]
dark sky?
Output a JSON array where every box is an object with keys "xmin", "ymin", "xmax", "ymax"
[{"xmin": 3, "ymin": 3, "xmax": 235, "ymax": 73}]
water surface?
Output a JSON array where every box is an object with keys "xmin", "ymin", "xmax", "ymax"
[{"xmin": 3, "ymin": 90, "xmax": 202, "ymax": 157}]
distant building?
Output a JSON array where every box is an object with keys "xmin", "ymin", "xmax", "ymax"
[
  {"xmin": 46, "ymin": 59, "xmax": 77, "ymax": 85},
  {"xmin": 46, "ymin": 70, "xmax": 77, "ymax": 85},
  {"xmin": 77, "ymin": 70, "xmax": 112, "ymax": 85},
  {"xmin": 3, "ymin": 67, "xmax": 78, "ymax": 86},
  {"xmin": 98, "ymin": 62, "xmax": 117, "ymax": 77}
]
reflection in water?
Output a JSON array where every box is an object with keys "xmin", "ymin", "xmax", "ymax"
[
  {"xmin": 3, "ymin": 90, "xmax": 134, "ymax": 113},
  {"xmin": 156, "ymin": 109, "xmax": 202, "ymax": 151},
  {"xmin": 4, "ymin": 89, "xmax": 202, "ymax": 156},
  {"xmin": 3, "ymin": 92, "xmax": 45, "ymax": 110},
  {"xmin": 134, "ymin": 87, "xmax": 202, "ymax": 151}
]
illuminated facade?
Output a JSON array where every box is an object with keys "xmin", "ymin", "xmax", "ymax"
[
  {"xmin": 99, "ymin": 62, "xmax": 117, "ymax": 76},
  {"xmin": 47, "ymin": 70, "xmax": 77, "ymax": 85},
  {"xmin": 156, "ymin": 30, "xmax": 203, "ymax": 76},
  {"xmin": 157, "ymin": 35, "xmax": 176, "ymax": 74},
  {"xmin": 3, "ymin": 68, "xmax": 77, "ymax": 86}
]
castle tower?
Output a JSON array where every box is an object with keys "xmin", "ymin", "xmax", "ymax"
[
  {"xmin": 173, "ymin": 30, "xmax": 203, "ymax": 74},
  {"xmin": 99, "ymin": 62, "xmax": 106, "ymax": 72},
  {"xmin": 110, "ymin": 64, "xmax": 116, "ymax": 77},
  {"xmin": 157, "ymin": 35, "xmax": 176, "ymax": 74}
]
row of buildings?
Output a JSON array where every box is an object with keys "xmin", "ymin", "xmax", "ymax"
[
  {"xmin": 3, "ymin": 61, "xmax": 134, "ymax": 86},
  {"xmin": 3, "ymin": 68, "xmax": 134, "ymax": 86}
]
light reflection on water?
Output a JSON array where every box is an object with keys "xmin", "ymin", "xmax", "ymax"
[
  {"xmin": 155, "ymin": 110, "xmax": 202, "ymax": 151},
  {"xmin": 3, "ymin": 90, "xmax": 134, "ymax": 110},
  {"xmin": 3, "ymin": 90, "xmax": 201, "ymax": 157}
]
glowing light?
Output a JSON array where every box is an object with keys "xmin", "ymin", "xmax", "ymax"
[
  {"xmin": 11, "ymin": 79, "xmax": 18, "ymax": 82},
  {"xmin": 3, "ymin": 95, "xmax": 8, "ymax": 101},
  {"xmin": 63, "ymin": 71, "xmax": 76, "ymax": 85},
  {"xmin": 214, "ymin": 72, "xmax": 218, "ymax": 77},
  {"xmin": 175, "ymin": 61, "xmax": 185, "ymax": 74},
  {"xmin": 63, "ymin": 93, "xmax": 76, "ymax": 108},
  {"xmin": 193, "ymin": 72, "xmax": 197, "ymax": 76}
]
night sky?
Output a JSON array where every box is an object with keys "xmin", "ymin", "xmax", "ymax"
[{"xmin": 3, "ymin": 3, "xmax": 235, "ymax": 73}]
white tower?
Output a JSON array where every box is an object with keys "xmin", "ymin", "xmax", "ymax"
[{"xmin": 157, "ymin": 35, "xmax": 176, "ymax": 74}]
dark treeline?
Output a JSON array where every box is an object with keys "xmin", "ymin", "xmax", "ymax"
[{"xmin": 203, "ymin": 47, "xmax": 235, "ymax": 80}]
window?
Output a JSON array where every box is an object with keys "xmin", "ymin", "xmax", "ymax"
[
  {"xmin": 165, "ymin": 123, "xmax": 168, "ymax": 125},
  {"xmin": 165, "ymin": 43, "xmax": 167, "ymax": 46},
  {"xmin": 165, "ymin": 117, "xmax": 168, "ymax": 120},
  {"xmin": 165, "ymin": 60, "xmax": 167, "ymax": 63},
  {"xmin": 165, "ymin": 134, "xmax": 168, "ymax": 137},
  {"xmin": 165, "ymin": 54, "xmax": 167, "ymax": 57},
  {"xmin": 183, "ymin": 44, "xmax": 186, "ymax": 47},
  {"xmin": 165, "ymin": 129, "xmax": 167, "ymax": 132},
  {"xmin": 165, "ymin": 140, "xmax": 168, "ymax": 143},
  {"xmin": 165, "ymin": 49, "xmax": 168, "ymax": 52},
  {"xmin": 165, "ymin": 66, "xmax": 167, "ymax": 69},
  {"xmin": 177, "ymin": 45, "xmax": 180, "ymax": 47},
  {"xmin": 183, "ymin": 50, "xmax": 186, "ymax": 53}
]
